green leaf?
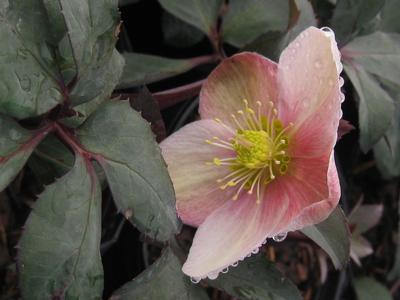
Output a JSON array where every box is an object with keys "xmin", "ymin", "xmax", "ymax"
[
  {"xmin": 0, "ymin": 1, "xmax": 63, "ymax": 118},
  {"xmin": 379, "ymin": 0, "xmax": 400, "ymax": 33},
  {"xmin": 59, "ymin": 0, "xmax": 122, "ymax": 106},
  {"xmin": 374, "ymin": 101, "xmax": 400, "ymax": 178},
  {"xmin": 78, "ymin": 100, "xmax": 180, "ymax": 241},
  {"xmin": 353, "ymin": 277, "xmax": 393, "ymax": 300},
  {"xmin": 162, "ymin": 11, "xmax": 204, "ymax": 48},
  {"xmin": 19, "ymin": 155, "xmax": 103, "ymax": 299},
  {"xmin": 244, "ymin": 0, "xmax": 316, "ymax": 61},
  {"xmin": 158, "ymin": 0, "xmax": 222, "ymax": 35},
  {"xmin": 118, "ymin": 53, "xmax": 211, "ymax": 89},
  {"xmin": 28, "ymin": 134, "xmax": 74, "ymax": 185},
  {"xmin": 209, "ymin": 254, "xmax": 302, "ymax": 300},
  {"xmin": 343, "ymin": 63, "xmax": 395, "ymax": 151},
  {"xmin": 342, "ymin": 32, "xmax": 400, "ymax": 87},
  {"xmin": 331, "ymin": 0, "xmax": 385, "ymax": 44},
  {"xmin": 222, "ymin": 0, "xmax": 289, "ymax": 48},
  {"xmin": 62, "ymin": 50, "xmax": 125, "ymax": 128},
  {"xmin": 0, "ymin": 115, "xmax": 51, "ymax": 191},
  {"xmin": 301, "ymin": 206, "xmax": 350, "ymax": 269},
  {"xmin": 110, "ymin": 248, "xmax": 209, "ymax": 300}
]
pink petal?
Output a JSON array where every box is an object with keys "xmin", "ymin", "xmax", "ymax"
[
  {"xmin": 278, "ymin": 27, "xmax": 344, "ymax": 158},
  {"xmin": 199, "ymin": 52, "xmax": 278, "ymax": 127},
  {"xmin": 182, "ymin": 192, "xmax": 289, "ymax": 279},
  {"xmin": 160, "ymin": 120, "xmax": 236, "ymax": 227},
  {"xmin": 182, "ymin": 154, "xmax": 340, "ymax": 279}
]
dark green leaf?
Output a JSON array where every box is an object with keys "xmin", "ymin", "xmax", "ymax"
[
  {"xmin": 244, "ymin": 0, "xmax": 316, "ymax": 61},
  {"xmin": 19, "ymin": 155, "xmax": 103, "ymax": 299},
  {"xmin": 62, "ymin": 50, "xmax": 125, "ymax": 128},
  {"xmin": 28, "ymin": 134, "xmax": 74, "ymax": 185},
  {"xmin": 379, "ymin": 0, "xmax": 400, "ymax": 33},
  {"xmin": 78, "ymin": 100, "xmax": 180, "ymax": 241},
  {"xmin": 118, "ymin": 53, "xmax": 211, "ymax": 89},
  {"xmin": 59, "ymin": 0, "xmax": 122, "ymax": 106},
  {"xmin": 222, "ymin": 0, "xmax": 289, "ymax": 48},
  {"xmin": 389, "ymin": 191, "xmax": 400, "ymax": 280},
  {"xmin": 110, "ymin": 248, "xmax": 209, "ymax": 300},
  {"xmin": 331, "ymin": 0, "xmax": 385, "ymax": 44},
  {"xmin": 301, "ymin": 206, "xmax": 350, "ymax": 269},
  {"xmin": 343, "ymin": 64, "xmax": 395, "ymax": 151},
  {"xmin": 128, "ymin": 87, "xmax": 167, "ymax": 142},
  {"xmin": 0, "ymin": 1, "xmax": 63, "ymax": 118},
  {"xmin": 353, "ymin": 277, "xmax": 393, "ymax": 300},
  {"xmin": 0, "ymin": 115, "xmax": 51, "ymax": 191},
  {"xmin": 209, "ymin": 254, "xmax": 302, "ymax": 300},
  {"xmin": 119, "ymin": 0, "xmax": 140, "ymax": 6},
  {"xmin": 162, "ymin": 11, "xmax": 204, "ymax": 48},
  {"xmin": 374, "ymin": 99, "xmax": 400, "ymax": 178},
  {"xmin": 158, "ymin": 0, "xmax": 222, "ymax": 35}
]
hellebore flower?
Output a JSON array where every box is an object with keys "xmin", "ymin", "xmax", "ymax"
[{"xmin": 161, "ymin": 27, "xmax": 344, "ymax": 281}]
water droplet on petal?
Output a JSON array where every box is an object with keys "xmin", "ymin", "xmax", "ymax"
[
  {"xmin": 339, "ymin": 77, "xmax": 344, "ymax": 87},
  {"xmin": 222, "ymin": 267, "xmax": 229, "ymax": 274},
  {"xmin": 320, "ymin": 27, "xmax": 335, "ymax": 38},
  {"xmin": 232, "ymin": 261, "xmax": 239, "ymax": 267},
  {"xmin": 190, "ymin": 277, "xmax": 201, "ymax": 284},
  {"xmin": 273, "ymin": 232, "xmax": 287, "ymax": 242},
  {"xmin": 328, "ymin": 79, "xmax": 334, "ymax": 86},
  {"xmin": 295, "ymin": 42, "xmax": 300, "ymax": 48},
  {"xmin": 315, "ymin": 60, "xmax": 322, "ymax": 69},
  {"xmin": 252, "ymin": 248, "xmax": 260, "ymax": 254},
  {"xmin": 208, "ymin": 272, "xmax": 219, "ymax": 280}
]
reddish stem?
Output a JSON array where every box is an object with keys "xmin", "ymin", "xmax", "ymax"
[{"xmin": 153, "ymin": 79, "xmax": 205, "ymax": 110}]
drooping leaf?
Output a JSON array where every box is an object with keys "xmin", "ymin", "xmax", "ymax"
[
  {"xmin": 118, "ymin": 53, "xmax": 214, "ymax": 89},
  {"xmin": 301, "ymin": 206, "xmax": 350, "ymax": 269},
  {"xmin": 78, "ymin": 100, "xmax": 180, "ymax": 241},
  {"xmin": 209, "ymin": 254, "xmax": 302, "ymax": 300},
  {"xmin": 343, "ymin": 64, "xmax": 395, "ymax": 151},
  {"xmin": 221, "ymin": 0, "xmax": 289, "ymax": 48},
  {"xmin": 0, "ymin": 115, "xmax": 51, "ymax": 191},
  {"xmin": 244, "ymin": 0, "xmax": 316, "ymax": 61},
  {"xmin": 110, "ymin": 248, "xmax": 209, "ymax": 300},
  {"xmin": 353, "ymin": 277, "xmax": 393, "ymax": 300},
  {"xmin": 331, "ymin": 0, "xmax": 385, "ymax": 44},
  {"xmin": 158, "ymin": 0, "xmax": 223, "ymax": 35},
  {"xmin": 59, "ymin": 0, "xmax": 122, "ymax": 106},
  {"xmin": 19, "ymin": 155, "xmax": 103, "ymax": 299},
  {"xmin": 0, "ymin": 0, "xmax": 63, "ymax": 118},
  {"xmin": 162, "ymin": 11, "xmax": 204, "ymax": 48}
]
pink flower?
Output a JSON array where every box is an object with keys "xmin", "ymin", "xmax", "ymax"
[{"xmin": 161, "ymin": 27, "xmax": 344, "ymax": 280}]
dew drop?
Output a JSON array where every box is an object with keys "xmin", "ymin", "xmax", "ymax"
[
  {"xmin": 222, "ymin": 267, "xmax": 229, "ymax": 274},
  {"xmin": 272, "ymin": 232, "xmax": 287, "ymax": 242},
  {"xmin": 320, "ymin": 27, "xmax": 335, "ymax": 37},
  {"xmin": 295, "ymin": 42, "xmax": 300, "ymax": 48},
  {"xmin": 328, "ymin": 79, "xmax": 334, "ymax": 86},
  {"xmin": 231, "ymin": 261, "xmax": 239, "ymax": 267},
  {"xmin": 208, "ymin": 272, "xmax": 219, "ymax": 280},
  {"xmin": 9, "ymin": 129, "xmax": 22, "ymax": 141},
  {"xmin": 190, "ymin": 277, "xmax": 201, "ymax": 284},
  {"xmin": 339, "ymin": 77, "xmax": 344, "ymax": 87},
  {"xmin": 252, "ymin": 248, "xmax": 260, "ymax": 254},
  {"xmin": 315, "ymin": 60, "xmax": 322, "ymax": 69}
]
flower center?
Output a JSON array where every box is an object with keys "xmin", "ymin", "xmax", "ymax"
[{"xmin": 206, "ymin": 99, "xmax": 292, "ymax": 204}]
